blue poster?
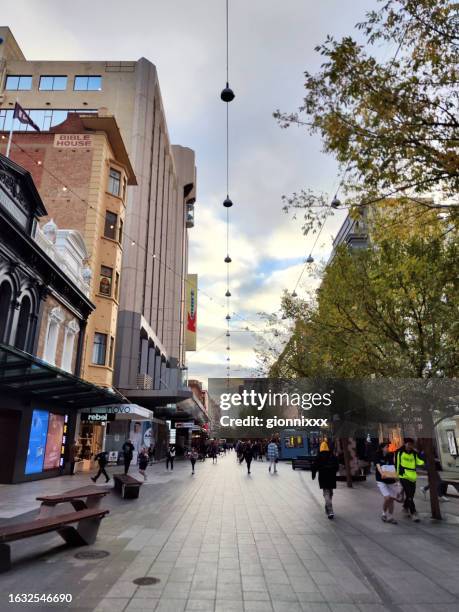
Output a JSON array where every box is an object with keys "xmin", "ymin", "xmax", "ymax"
[{"xmin": 25, "ymin": 409, "xmax": 49, "ymax": 474}]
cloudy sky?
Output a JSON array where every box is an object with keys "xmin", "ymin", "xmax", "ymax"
[{"xmin": 4, "ymin": 0, "xmax": 379, "ymax": 384}]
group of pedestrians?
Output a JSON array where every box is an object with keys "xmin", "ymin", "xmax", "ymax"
[
  {"xmin": 91, "ymin": 438, "xmax": 136, "ymax": 483},
  {"xmin": 310, "ymin": 437, "xmax": 431, "ymax": 523}
]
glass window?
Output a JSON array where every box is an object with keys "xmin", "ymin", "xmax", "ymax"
[
  {"xmin": 92, "ymin": 332, "xmax": 107, "ymax": 365},
  {"xmin": 99, "ymin": 266, "xmax": 113, "ymax": 296},
  {"xmin": 104, "ymin": 211, "xmax": 117, "ymax": 240},
  {"xmin": 39, "ymin": 75, "xmax": 67, "ymax": 91},
  {"xmin": 74, "ymin": 75, "xmax": 102, "ymax": 91},
  {"xmin": 108, "ymin": 168, "xmax": 121, "ymax": 196},
  {"xmin": 118, "ymin": 218, "xmax": 123, "ymax": 244},
  {"xmin": 109, "ymin": 336, "xmax": 115, "ymax": 367},
  {"xmin": 115, "ymin": 272, "xmax": 120, "ymax": 300},
  {"xmin": 0, "ymin": 108, "xmax": 97, "ymax": 132},
  {"xmin": 6, "ymin": 75, "xmax": 32, "ymax": 90},
  {"xmin": 285, "ymin": 436, "xmax": 304, "ymax": 449}
]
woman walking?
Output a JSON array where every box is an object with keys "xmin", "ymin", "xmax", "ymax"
[
  {"xmin": 375, "ymin": 441, "xmax": 398, "ymax": 524},
  {"xmin": 138, "ymin": 448, "xmax": 149, "ymax": 481},
  {"xmin": 311, "ymin": 441, "xmax": 339, "ymax": 519}
]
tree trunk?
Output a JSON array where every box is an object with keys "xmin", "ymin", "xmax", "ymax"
[
  {"xmin": 341, "ymin": 437, "xmax": 353, "ymax": 488},
  {"xmin": 421, "ymin": 435, "xmax": 442, "ymax": 520}
]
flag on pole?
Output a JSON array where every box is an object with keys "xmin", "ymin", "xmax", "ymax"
[{"xmin": 13, "ymin": 102, "xmax": 40, "ymax": 132}]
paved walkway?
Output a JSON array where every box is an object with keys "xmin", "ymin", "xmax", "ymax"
[{"xmin": 1, "ymin": 453, "xmax": 459, "ymax": 612}]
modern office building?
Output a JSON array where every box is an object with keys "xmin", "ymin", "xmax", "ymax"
[{"xmin": 0, "ymin": 27, "xmax": 198, "ymax": 414}]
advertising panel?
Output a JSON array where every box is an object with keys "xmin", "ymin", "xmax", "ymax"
[
  {"xmin": 43, "ymin": 413, "xmax": 65, "ymax": 470},
  {"xmin": 25, "ymin": 409, "xmax": 49, "ymax": 475},
  {"xmin": 129, "ymin": 420, "xmax": 155, "ymax": 453},
  {"xmin": 185, "ymin": 274, "xmax": 198, "ymax": 351}
]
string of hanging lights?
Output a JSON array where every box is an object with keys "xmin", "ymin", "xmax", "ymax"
[{"xmin": 220, "ymin": 0, "xmax": 235, "ymax": 383}]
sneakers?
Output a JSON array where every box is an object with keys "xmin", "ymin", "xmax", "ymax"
[
  {"xmin": 439, "ymin": 496, "xmax": 450, "ymax": 502},
  {"xmin": 381, "ymin": 513, "xmax": 387, "ymax": 522},
  {"xmin": 328, "ymin": 512, "xmax": 334, "ymax": 520},
  {"xmin": 412, "ymin": 512, "xmax": 420, "ymax": 522},
  {"xmin": 386, "ymin": 516, "xmax": 398, "ymax": 524}
]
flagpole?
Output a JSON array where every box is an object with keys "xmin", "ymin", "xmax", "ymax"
[{"xmin": 5, "ymin": 98, "xmax": 17, "ymax": 158}]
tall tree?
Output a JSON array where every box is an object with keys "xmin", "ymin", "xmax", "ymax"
[
  {"xmin": 272, "ymin": 202, "xmax": 459, "ymax": 517},
  {"xmin": 275, "ymin": 0, "xmax": 459, "ymax": 233}
]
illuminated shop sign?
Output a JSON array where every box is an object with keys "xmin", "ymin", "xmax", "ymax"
[{"xmin": 25, "ymin": 410, "xmax": 69, "ymax": 475}]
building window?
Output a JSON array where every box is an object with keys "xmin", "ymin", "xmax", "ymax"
[
  {"xmin": 14, "ymin": 296, "xmax": 31, "ymax": 351},
  {"xmin": 43, "ymin": 306, "xmax": 64, "ymax": 365},
  {"xmin": 99, "ymin": 266, "xmax": 113, "ymax": 296},
  {"xmin": 0, "ymin": 108, "xmax": 97, "ymax": 132},
  {"xmin": 104, "ymin": 211, "xmax": 117, "ymax": 240},
  {"xmin": 39, "ymin": 75, "xmax": 68, "ymax": 91},
  {"xmin": 108, "ymin": 168, "xmax": 121, "ymax": 196},
  {"xmin": 118, "ymin": 218, "xmax": 123, "ymax": 244},
  {"xmin": 109, "ymin": 336, "xmax": 115, "ymax": 367},
  {"xmin": 61, "ymin": 319, "xmax": 79, "ymax": 373},
  {"xmin": 5, "ymin": 75, "xmax": 33, "ymax": 90},
  {"xmin": 74, "ymin": 75, "xmax": 102, "ymax": 91},
  {"xmin": 92, "ymin": 332, "xmax": 107, "ymax": 365},
  {"xmin": 0, "ymin": 281, "xmax": 13, "ymax": 343},
  {"xmin": 115, "ymin": 272, "xmax": 120, "ymax": 300}
]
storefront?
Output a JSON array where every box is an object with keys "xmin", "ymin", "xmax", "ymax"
[
  {"xmin": 74, "ymin": 404, "xmax": 158, "ymax": 471},
  {"xmin": 0, "ymin": 343, "xmax": 127, "ymax": 484}
]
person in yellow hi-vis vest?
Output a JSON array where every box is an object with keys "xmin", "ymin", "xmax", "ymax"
[{"xmin": 395, "ymin": 438, "xmax": 425, "ymax": 522}]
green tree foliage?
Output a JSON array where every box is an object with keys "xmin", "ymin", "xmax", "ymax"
[
  {"xmin": 275, "ymin": 0, "xmax": 459, "ymax": 232},
  {"xmin": 273, "ymin": 204, "xmax": 458, "ymax": 379}
]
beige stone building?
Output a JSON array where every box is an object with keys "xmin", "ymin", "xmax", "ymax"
[
  {"xmin": 0, "ymin": 27, "xmax": 197, "ymax": 410},
  {"xmin": 1, "ymin": 113, "xmax": 136, "ymax": 388}
]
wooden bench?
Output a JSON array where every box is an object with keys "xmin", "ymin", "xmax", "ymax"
[
  {"xmin": 36, "ymin": 485, "xmax": 110, "ymax": 517},
  {"xmin": 292, "ymin": 456, "xmax": 314, "ymax": 470},
  {"xmin": 113, "ymin": 474, "xmax": 142, "ymax": 499},
  {"xmin": 0, "ymin": 508, "xmax": 109, "ymax": 573}
]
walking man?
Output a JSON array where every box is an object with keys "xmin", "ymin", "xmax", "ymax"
[
  {"xmin": 244, "ymin": 440, "xmax": 254, "ymax": 475},
  {"xmin": 166, "ymin": 445, "xmax": 176, "ymax": 470},
  {"xmin": 91, "ymin": 450, "xmax": 110, "ymax": 483},
  {"xmin": 395, "ymin": 438, "xmax": 425, "ymax": 522},
  {"xmin": 122, "ymin": 438, "xmax": 135, "ymax": 475},
  {"xmin": 267, "ymin": 438, "xmax": 279, "ymax": 473},
  {"xmin": 189, "ymin": 448, "xmax": 198, "ymax": 474},
  {"xmin": 311, "ymin": 441, "xmax": 339, "ymax": 519}
]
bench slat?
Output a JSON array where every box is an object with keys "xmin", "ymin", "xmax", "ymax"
[
  {"xmin": 113, "ymin": 474, "xmax": 142, "ymax": 486},
  {"xmin": 36, "ymin": 486, "xmax": 110, "ymax": 503},
  {"xmin": 0, "ymin": 508, "xmax": 109, "ymax": 543}
]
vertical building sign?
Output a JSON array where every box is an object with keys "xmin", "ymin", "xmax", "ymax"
[{"xmin": 185, "ymin": 274, "xmax": 197, "ymax": 351}]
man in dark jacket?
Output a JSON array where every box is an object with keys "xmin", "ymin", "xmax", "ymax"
[
  {"xmin": 312, "ymin": 441, "xmax": 339, "ymax": 519},
  {"xmin": 244, "ymin": 441, "xmax": 254, "ymax": 474},
  {"xmin": 91, "ymin": 450, "xmax": 110, "ymax": 483},
  {"xmin": 122, "ymin": 439, "xmax": 135, "ymax": 475}
]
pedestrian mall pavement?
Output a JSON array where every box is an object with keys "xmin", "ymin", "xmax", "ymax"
[{"xmin": 1, "ymin": 453, "xmax": 459, "ymax": 612}]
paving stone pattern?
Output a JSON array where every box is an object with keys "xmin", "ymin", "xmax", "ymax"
[{"xmin": 0, "ymin": 453, "xmax": 459, "ymax": 612}]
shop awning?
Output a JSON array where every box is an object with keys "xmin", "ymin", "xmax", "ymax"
[
  {"xmin": 0, "ymin": 343, "xmax": 127, "ymax": 408},
  {"xmin": 81, "ymin": 404, "xmax": 155, "ymax": 421}
]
